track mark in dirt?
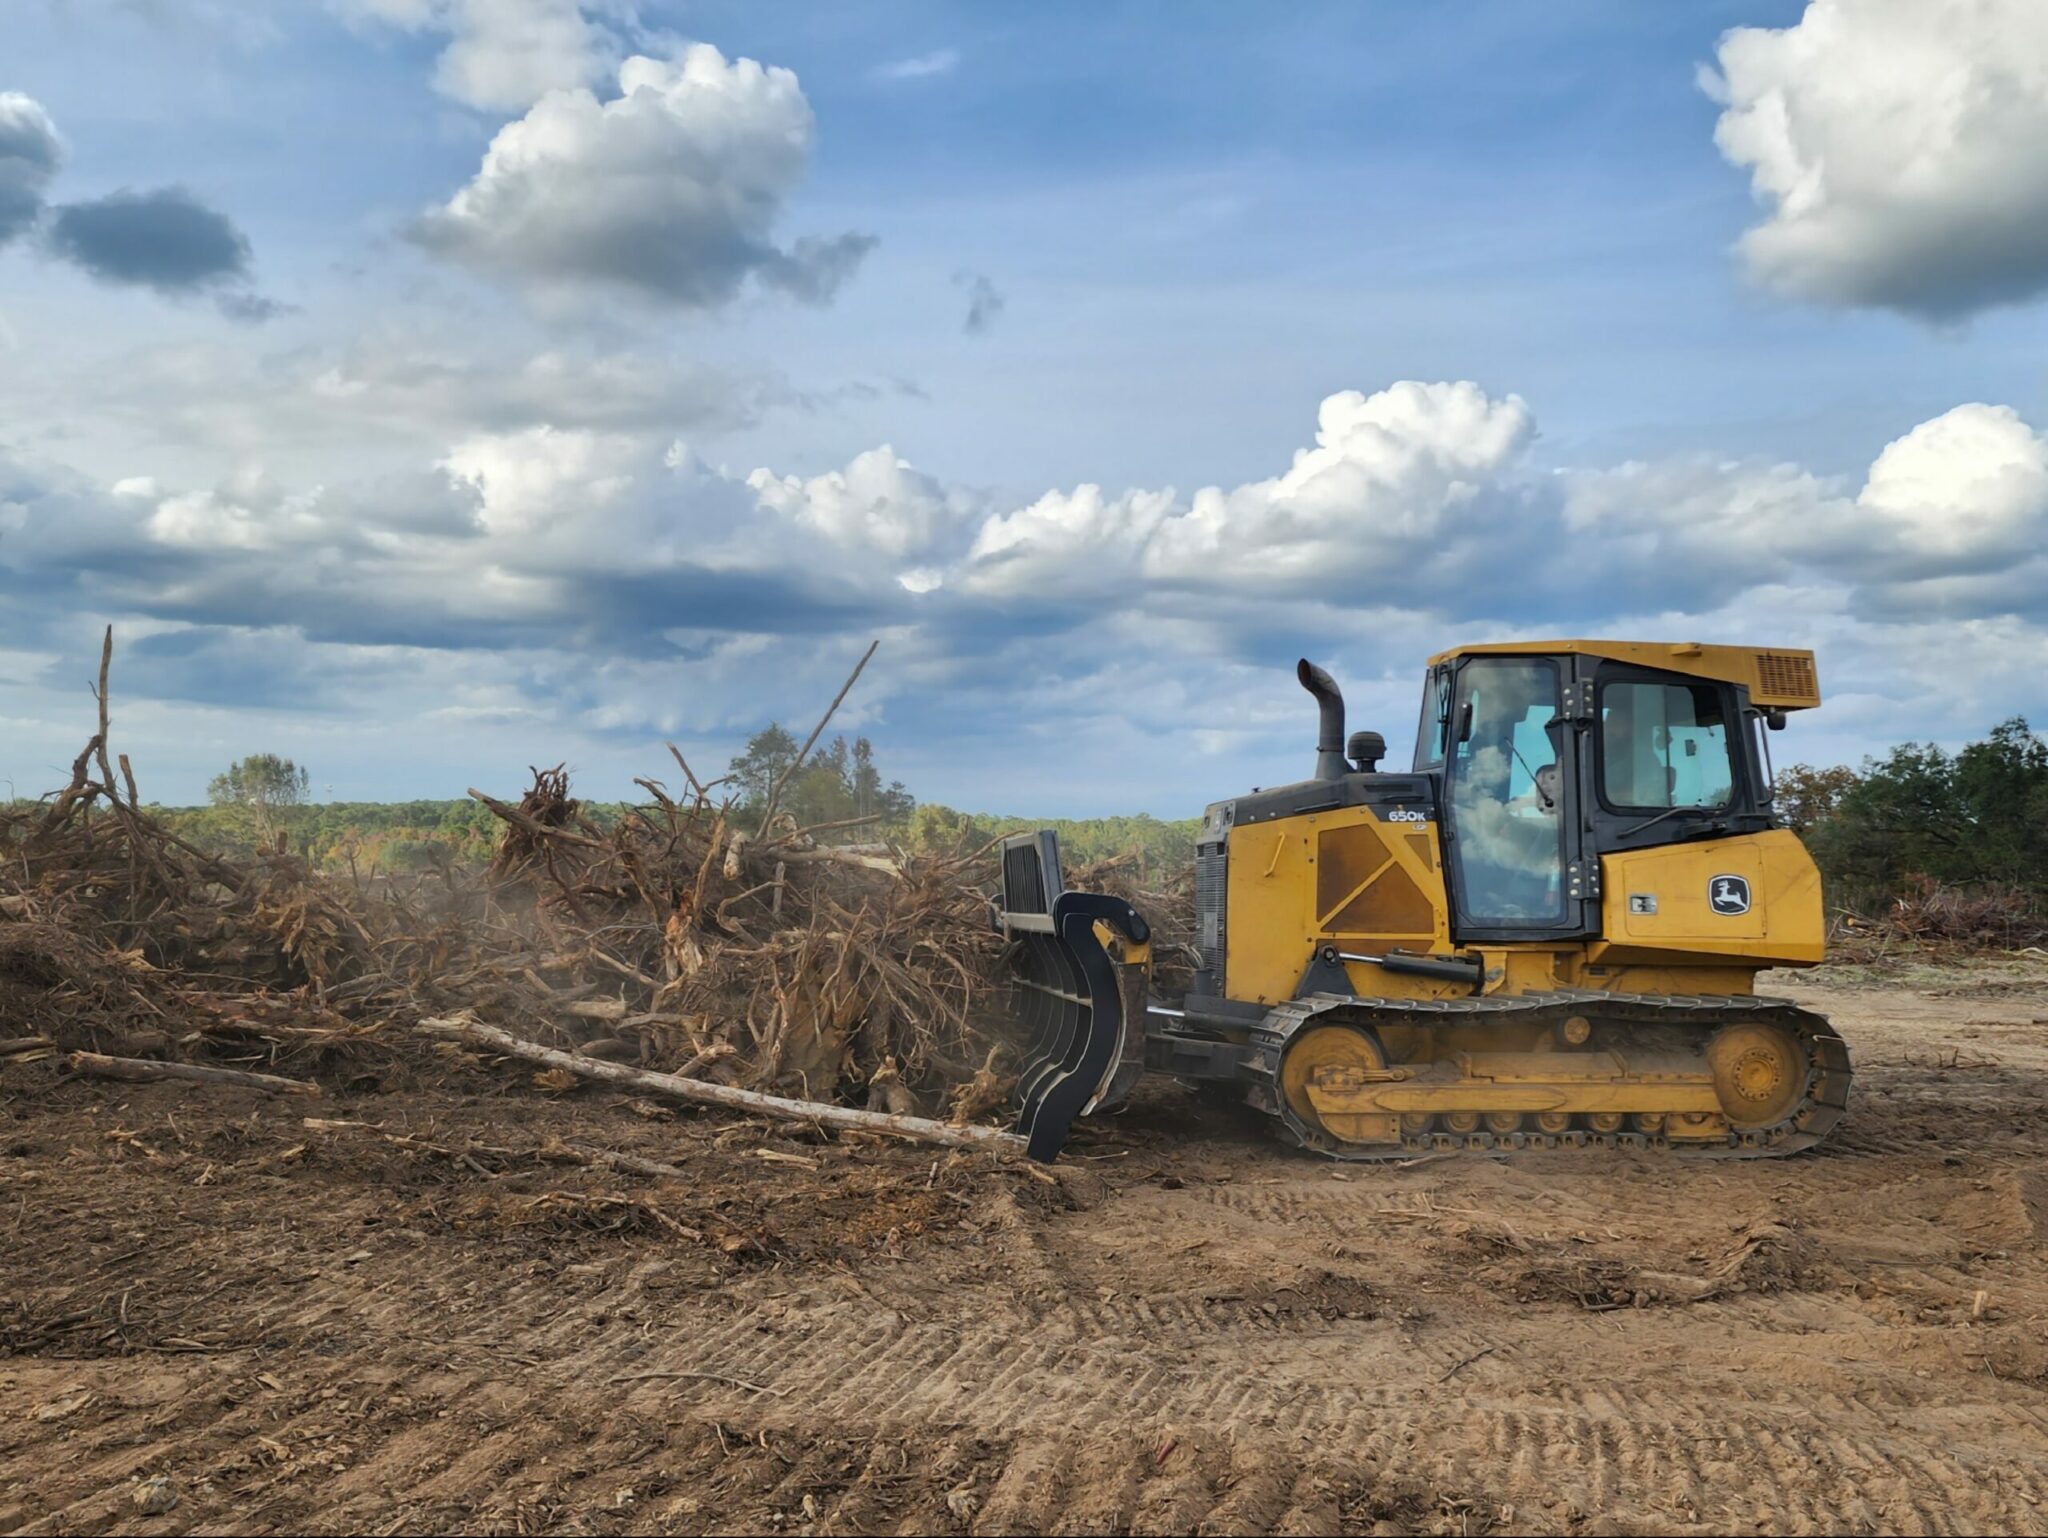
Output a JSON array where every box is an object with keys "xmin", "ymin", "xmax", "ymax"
[{"xmin": 11, "ymin": 973, "xmax": 2048, "ymax": 1534}]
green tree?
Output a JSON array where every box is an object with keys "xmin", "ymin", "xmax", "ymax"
[
  {"xmin": 1952, "ymin": 718, "xmax": 2048, "ymax": 888},
  {"xmin": 908, "ymin": 803, "xmax": 987, "ymax": 854},
  {"xmin": 207, "ymin": 753, "xmax": 311, "ymax": 840},
  {"xmin": 1803, "ymin": 718, "xmax": 2048, "ymax": 913},
  {"xmin": 727, "ymin": 726, "xmax": 917, "ymax": 833},
  {"xmin": 853, "ymin": 736, "xmax": 915, "ymax": 823},
  {"xmin": 852, "ymin": 737, "xmax": 880, "ymax": 819},
  {"xmin": 728, "ymin": 725, "xmax": 800, "ymax": 812},
  {"xmin": 1773, "ymin": 763, "xmax": 1859, "ymax": 834}
]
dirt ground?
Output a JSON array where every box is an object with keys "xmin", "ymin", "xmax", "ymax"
[{"xmin": 5, "ymin": 961, "xmax": 2048, "ymax": 1537}]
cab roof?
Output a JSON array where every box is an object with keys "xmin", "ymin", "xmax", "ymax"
[{"xmin": 1424, "ymin": 640, "xmax": 1821, "ymax": 711}]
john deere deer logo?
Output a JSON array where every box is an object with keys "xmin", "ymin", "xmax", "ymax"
[{"xmin": 1708, "ymin": 875, "xmax": 1751, "ymax": 916}]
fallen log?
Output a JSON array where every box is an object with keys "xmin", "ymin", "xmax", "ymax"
[
  {"xmin": 0, "ymin": 1036, "xmax": 53, "ymax": 1057},
  {"xmin": 68, "ymin": 1052, "xmax": 319, "ymax": 1097},
  {"xmin": 544, "ymin": 1139, "xmax": 690, "ymax": 1179},
  {"xmin": 419, "ymin": 1014, "xmax": 1021, "ymax": 1153},
  {"xmin": 777, "ymin": 847, "xmax": 901, "ymax": 875}
]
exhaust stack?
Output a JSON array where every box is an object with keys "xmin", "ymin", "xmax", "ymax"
[{"xmin": 1296, "ymin": 658, "xmax": 1347, "ymax": 782}]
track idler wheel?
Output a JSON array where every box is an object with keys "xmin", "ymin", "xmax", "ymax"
[
  {"xmin": 1707, "ymin": 1020, "xmax": 1810, "ymax": 1129},
  {"xmin": 1280, "ymin": 1023, "xmax": 1401, "ymax": 1147}
]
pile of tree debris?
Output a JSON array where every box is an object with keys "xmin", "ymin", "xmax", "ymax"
[{"xmin": 0, "ymin": 631, "xmax": 1047, "ymax": 1152}]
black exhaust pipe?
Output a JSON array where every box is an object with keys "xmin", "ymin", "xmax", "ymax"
[{"xmin": 1297, "ymin": 658, "xmax": 1347, "ymax": 782}]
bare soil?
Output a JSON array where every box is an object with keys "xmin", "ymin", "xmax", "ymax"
[{"xmin": 6, "ymin": 962, "xmax": 2048, "ymax": 1536}]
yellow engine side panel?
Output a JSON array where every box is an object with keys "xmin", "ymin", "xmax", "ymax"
[
  {"xmin": 1591, "ymin": 829, "xmax": 1824, "ymax": 968},
  {"xmin": 1224, "ymin": 804, "xmax": 1454, "ymax": 1005}
]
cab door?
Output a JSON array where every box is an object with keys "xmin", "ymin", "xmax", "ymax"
[
  {"xmin": 1577, "ymin": 656, "xmax": 1777, "ymax": 942},
  {"xmin": 1440, "ymin": 655, "xmax": 1597, "ymax": 943}
]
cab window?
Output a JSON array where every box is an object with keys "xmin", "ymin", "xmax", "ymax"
[
  {"xmin": 1415, "ymin": 670, "xmax": 1452, "ymax": 769},
  {"xmin": 1600, "ymin": 679, "xmax": 1734, "ymax": 811},
  {"xmin": 1446, "ymin": 659, "xmax": 1565, "ymax": 925}
]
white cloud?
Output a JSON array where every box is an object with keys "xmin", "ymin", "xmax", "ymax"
[
  {"xmin": 1564, "ymin": 401, "xmax": 2048, "ymax": 612},
  {"xmin": 8, "ymin": 382, "xmax": 2048, "ymax": 807},
  {"xmin": 1856, "ymin": 403, "xmax": 2048, "ymax": 564},
  {"xmin": 747, "ymin": 446, "xmax": 967, "ymax": 561},
  {"xmin": 413, "ymin": 45, "xmax": 875, "ymax": 310},
  {"xmin": 440, "ymin": 425, "xmax": 639, "ymax": 535},
  {"xmin": 436, "ymin": 0, "xmax": 612, "ymax": 110},
  {"xmin": 874, "ymin": 49, "xmax": 960, "ymax": 82},
  {"xmin": 1144, "ymin": 381, "xmax": 1533, "ymax": 584},
  {"xmin": 961, "ymin": 380, "xmax": 1533, "ymax": 597},
  {"xmin": 336, "ymin": 0, "xmax": 615, "ymax": 110},
  {"xmin": 148, "ymin": 486, "xmax": 312, "ymax": 551},
  {"xmin": 1708, "ymin": 0, "xmax": 2048, "ymax": 318},
  {"xmin": 964, "ymin": 483, "xmax": 1177, "ymax": 599}
]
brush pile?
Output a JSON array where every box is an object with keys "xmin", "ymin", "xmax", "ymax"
[
  {"xmin": 1830, "ymin": 874, "xmax": 2048, "ymax": 960},
  {"xmin": 1879, "ymin": 875, "xmax": 2048, "ymax": 952},
  {"xmin": 0, "ymin": 631, "xmax": 1013, "ymax": 1128},
  {"xmin": 457, "ymin": 756, "xmax": 1007, "ymax": 1119}
]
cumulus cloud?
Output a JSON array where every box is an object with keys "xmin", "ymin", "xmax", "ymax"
[
  {"xmin": 439, "ymin": 424, "xmax": 641, "ymax": 536},
  {"xmin": 0, "ymin": 93, "xmax": 62, "ymax": 248},
  {"xmin": 434, "ymin": 0, "xmax": 612, "ymax": 110},
  {"xmin": 748, "ymin": 446, "xmax": 973, "ymax": 568},
  {"xmin": 1855, "ymin": 403, "xmax": 2048, "ymax": 565},
  {"xmin": 414, "ymin": 46, "xmax": 876, "ymax": 310},
  {"xmin": 6, "ymin": 382, "xmax": 2048, "ymax": 807},
  {"xmin": 15, "ymin": 383, "xmax": 2048, "ymax": 663},
  {"xmin": 1707, "ymin": 0, "xmax": 2048, "ymax": 318},
  {"xmin": 962, "ymin": 381, "xmax": 1535, "ymax": 598},
  {"xmin": 336, "ymin": 0, "xmax": 615, "ymax": 110},
  {"xmin": 1566, "ymin": 401, "xmax": 2048, "ymax": 620}
]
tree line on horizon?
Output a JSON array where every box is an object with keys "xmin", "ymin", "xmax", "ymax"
[{"xmin": 1773, "ymin": 716, "xmax": 2048, "ymax": 921}]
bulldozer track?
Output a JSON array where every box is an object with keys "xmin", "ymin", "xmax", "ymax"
[{"xmin": 1249, "ymin": 988, "xmax": 1852, "ymax": 1159}]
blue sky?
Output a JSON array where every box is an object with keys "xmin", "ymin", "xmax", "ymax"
[{"xmin": 3, "ymin": 0, "xmax": 2047, "ymax": 813}]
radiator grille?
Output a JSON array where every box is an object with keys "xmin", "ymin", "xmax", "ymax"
[
  {"xmin": 1000, "ymin": 832, "xmax": 1062, "ymax": 915},
  {"xmin": 1194, "ymin": 840, "xmax": 1228, "ymax": 994},
  {"xmin": 1754, "ymin": 651, "xmax": 1819, "ymax": 706}
]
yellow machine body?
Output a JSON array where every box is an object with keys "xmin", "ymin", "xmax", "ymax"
[
  {"xmin": 1427, "ymin": 639, "xmax": 1822, "ymax": 713},
  {"xmin": 1225, "ymin": 810, "xmax": 1825, "ymax": 1004},
  {"xmin": 997, "ymin": 639, "xmax": 1851, "ymax": 1162}
]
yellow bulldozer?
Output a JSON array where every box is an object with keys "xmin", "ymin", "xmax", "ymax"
[{"xmin": 994, "ymin": 640, "xmax": 1851, "ymax": 1161}]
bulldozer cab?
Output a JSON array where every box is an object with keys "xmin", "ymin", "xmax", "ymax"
[{"xmin": 1421, "ymin": 643, "xmax": 1807, "ymax": 944}]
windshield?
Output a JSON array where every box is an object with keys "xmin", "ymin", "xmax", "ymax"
[
  {"xmin": 1600, "ymin": 678, "xmax": 1734, "ymax": 811},
  {"xmin": 1447, "ymin": 659, "xmax": 1565, "ymax": 925}
]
